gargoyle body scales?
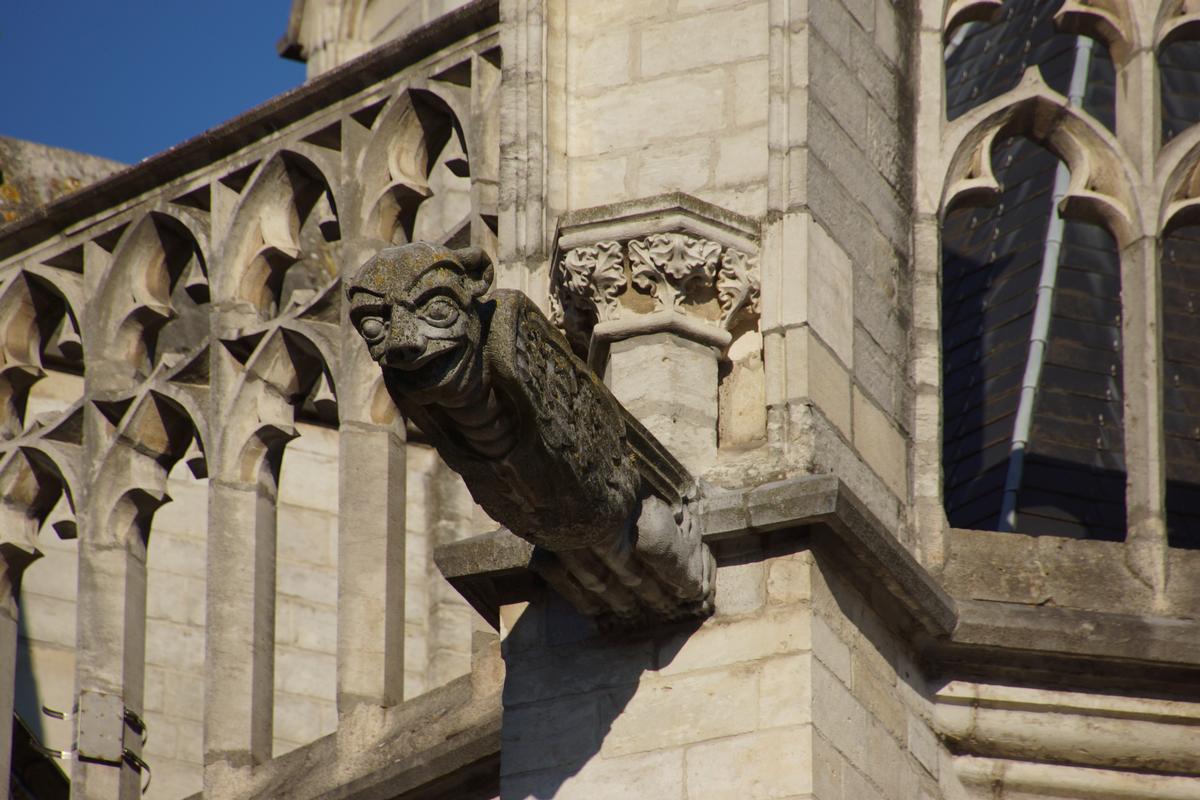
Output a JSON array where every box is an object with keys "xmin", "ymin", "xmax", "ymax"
[{"xmin": 347, "ymin": 243, "xmax": 714, "ymax": 626}]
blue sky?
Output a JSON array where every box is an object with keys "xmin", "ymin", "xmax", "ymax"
[{"xmin": 1, "ymin": 1, "xmax": 305, "ymax": 164}]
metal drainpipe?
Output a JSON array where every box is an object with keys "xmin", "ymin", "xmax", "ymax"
[{"xmin": 997, "ymin": 36, "xmax": 1095, "ymax": 532}]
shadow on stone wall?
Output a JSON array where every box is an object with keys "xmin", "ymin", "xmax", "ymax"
[{"xmin": 499, "ymin": 592, "xmax": 701, "ymax": 799}]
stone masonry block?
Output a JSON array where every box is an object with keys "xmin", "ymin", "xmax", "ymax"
[
  {"xmin": 640, "ymin": 4, "xmax": 768, "ymax": 78},
  {"xmin": 875, "ymin": 0, "xmax": 901, "ymax": 65},
  {"xmin": 278, "ymin": 445, "xmax": 339, "ymax": 514},
  {"xmin": 853, "ymin": 386, "xmax": 907, "ymax": 498},
  {"xmin": 608, "ymin": 333, "xmax": 719, "ymax": 471},
  {"xmin": 759, "ymin": 653, "xmax": 813, "ymax": 729},
  {"xmin": 805, "ymin": 330, "xmax": 852, "ymax": 437},
  {"xmin": 844, "ymin": 0, "xmax": 876, "ymax": 33},
  {"xmin": 908, "ymin": 713, "xmax": 940, "ymax": 778},
  {"xmin": 866, "ymin": 96, "xmax": 905, "ymax": 193},
  {"xmin": 809, "ymin": 34, "xmax": 867, "ymax": 137},
  {"xmin": 658, "ymin": 605, "xmax": 811, "ymax": 676},
  {"xmin": 716, "ymin": 125, "xmax": 769, "ymax": 188},
  {"xmin": 849, "ymin": 22, "xmax": 898, "ymax": 116},
  {"xmin": 570, "ymin": 70, "xmax": 728, "ymax": 157},
  {"xmin": 162, "ymin": 669, "xmax": 205, "ymax": 723},
  {"xmin": 148, "ymin": 530, "xmax": 206, "ymax": 579},
  {"xmin": 274, "ymin": 692, "xmax": 334, "ymax": 750},
  {"xmin": 569, "ymin": 156, "xmax": 631, "ymax": 211},
  {"xmin": 276, "ymin": 505, "xmax": 337, "ymax": 568},
  {"xmin": 635, "ymin": 137, "xmax": 713, "ymax": 197},
  {"xmin": 809, "ymin": 0, "xmax": 855, "ymax": 56},
  {"xmin": 767, "ymin": 550, "xmax": 813, "ymax": 605},
  {"xmin": 569, "ymin": 0, "xmax": 670, "ymax": 32},
  {"xmin": 143, "ymin": 665, "xmax": 165, "ymax": 713},
  {"xmin": 852, "ymin": 653, "xmax": 905, "ymax": 742},
  {"xmin": 854, "ymin": 324, "xmax": 899, "ymax": 419},
  {"xmin": 145, "ymin": 618, "xmax": 205, "ymax": 672},
  {"xmin": 863, "ymin": 716, "xmax": 905, "ymax": 791},
  {"xmin": 144, "ymin": 756, "xmax": 201, "ymax": 800},
  {"xmin": 813, "ymin": 659, "xmax": 869, "ymax": 766},
  {"xmin": 808, "ymin": 100, "xmax": 908, "ymax": 253},
  {"xmin": 503, "ymin": 748, "xmax": 686, "ymax": 800},
  {"xmin": 20, "ymin": 544, "xmax": 79, "ymax": 602},
  {"xmin": 812, "ymin": 729, "xmax": 847, "ymax": 800},
  {"xmin": 277, "ymin": 561, "xmax": 336, "ymax": 606},
  {"xmin": 274, "ymin": 648, "xmax": 336, "ymax": 700},
  {"xmin": 805, "ymin": 147, "xmax": 897, "ymax": 276},
  {"xmin": 807, "ymin": 222, "xmax": 855, "ymax": 367},
  {"xmin": 277, "ymin": 597, "xmax": 337, "ymax": 653},
  {"xmin": 685, "ymin": 725, "xmax": 814, "ymax": 799},
  {"xmin": 147, "ymin": 571, "xmax": 204, "ymax": 626},
  {"xmin": 714, "ymin": 558, "xmax": 766, "ymax": 617},
  {"xmin": 842, "ymin": 761, "xmax": 886, "ymax": 800},
  {"xmin": 812, "ymin": 614, "xmax": 852, "ymax": 679},
  {"xmin": 761, "ymin": 212, "xmax": 809, "ymax": 331},
  {"xmin": 730, "ymin": 59, "xmax": 770, "ymax": 127},
  {"xmin": 603, "ymin": 665, "xmax": 759, "ymax": 756},
  {"xmin": 503, "ymin": 694, "xmax": 601, "ymax": 775},
  {"xmin": 569, "ymin": 28, "xmax": 632, "ymax": 93}
]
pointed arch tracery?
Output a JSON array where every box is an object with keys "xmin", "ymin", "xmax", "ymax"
[
  {"xmin": 90, "ymin": 386, "xmax": 207, "ymax": 551},
  {"xmin": 1054, "ymin": 0, "xmax": 1137, "ymax": 64},
  {"xmin": 221, "ymin": 151, "xmax": 343, "ymax": 318},
  {"xmin": 92, "ymin": 212, "xmax": 210, "ymax": 382},
  {"xmin": 941, "ymin": 74, "xmax": 1142, "ymax": 245},
  {"xmin": 219, "ymin": 323, "xmax": 339, "ymax": 484},
  {"xmin": 358, "ymin": 88, "xmax": 476, "ymax": 249},
  {"xmin": 0, "ymin": 270, "xmax": 85, "ymax": 439}
]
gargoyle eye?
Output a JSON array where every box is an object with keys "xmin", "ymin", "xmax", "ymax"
[
  {"xmin": 422, "ymin": 297, "xmax": 459, "ymax": 328},
  {"xmin": 359, "ymin": 317, "xmax": 386, "ymax": 343}
]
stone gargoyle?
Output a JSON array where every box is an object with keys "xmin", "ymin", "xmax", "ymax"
[{"xmin": 347, "ymin": 242, "xmax": 715, "ymax": 628}]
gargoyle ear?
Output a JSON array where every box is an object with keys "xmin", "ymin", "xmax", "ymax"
[{"xmin": 454, "ymin": 247, "xmax": 494, "ymax": 298}]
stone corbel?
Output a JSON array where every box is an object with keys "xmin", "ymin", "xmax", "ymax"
[{"xmin": 549, "ymin": 193, "xmax": 761, "ymax": 371}]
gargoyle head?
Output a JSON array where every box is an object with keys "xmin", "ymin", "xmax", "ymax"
[{"xmin": 347, "ymin": 243, "xmax": 494, "ymax": 405}]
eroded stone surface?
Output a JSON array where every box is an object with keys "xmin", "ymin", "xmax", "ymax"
[{"xmin": 348, "ymin": 242, "xmax": 715, "ymax": 628}]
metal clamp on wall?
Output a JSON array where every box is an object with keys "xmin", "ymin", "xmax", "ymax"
[{"xmin": 39, "ymin": 691, "xmax": 152, "ymax": 794}]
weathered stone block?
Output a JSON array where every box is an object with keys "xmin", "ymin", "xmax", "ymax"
[
  {"xmin": 714, "ymin": 558, "xmax": 766, "ymax": 616},
  {"xmin": 812, "ymin": 659, "xmax": 869, "ymax": 766},
  {"xmin": 503, "ymin": 694, "xmax": 601, "ymax": 775},
  {"xmin": 640, "ymin": 5, "xmax": 769, "ymax": 78},
  {"xmin": 658, "ymin": 606, "xmax": 810, "ymax": 676},
  {"xmin": 608, "ymin": 333, "xmax": 720, "ymax": 473},
  {"xmin": 570, "ymin": 28, "xmax": 632, "ymax": 92},
  {"xmin": 603, "ymin": 665, "xmax": 759, "ymax": 755},
  {"xmin": 716, "ymin": 126, "xmax": 769, "ymax": 188},
  {"xmin": 570, "ymin": 71, "xmax": 728, "ymax": 157},
  {"xmin": 759, "ymin": 653, "xmax": 813, "ymax": 729},
  {"xmin": 767, "ymin": 552, "xmax": 814, "ymax": 606},
  {"xmin": 635, "ymin": 137, "xmax": 713, "ymax": 197},
  {"xmin": 805, "ymin": 331, "xmax": 852, "ymax": 437},
  {"xmin": 852, "ymin": 386, "xmax": 907, "ymax": 498},
  {"xmin": 685, "ymin": 725, "xmax": 814, "ymax": 799}
]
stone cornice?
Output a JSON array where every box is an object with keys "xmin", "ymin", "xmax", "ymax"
[{"xmin": 435, "ymin": 475, "xmax": 1200, "ymax": 690}]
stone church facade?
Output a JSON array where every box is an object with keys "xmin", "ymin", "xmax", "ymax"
[{"xmin": 0, "ymin": 0, "xmax": 1198, "ymax": 798}]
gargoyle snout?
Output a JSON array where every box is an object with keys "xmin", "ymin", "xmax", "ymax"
[
  {"xmin": 382, "ymin": 314, "xmax": 428, "ymax": 367},
  {"xmin": 384, "ymin": 334, "xmax": 427, "ymax": 367}
]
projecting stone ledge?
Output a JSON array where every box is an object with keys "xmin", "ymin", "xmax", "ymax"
[{"xmin": 437, "ymin": 473, "xmax": 1200, "ymax": 686}]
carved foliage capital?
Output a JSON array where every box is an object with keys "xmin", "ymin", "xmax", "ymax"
[{"xmin": 550, "ymin": 234, "xmax": 760, "ymax": 351}]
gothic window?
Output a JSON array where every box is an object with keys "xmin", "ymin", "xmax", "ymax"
[
  {"xmin": 1163, "ymin": 226, "xmax": 1200, "ymax": 548},
  {"xmin": 941, "ymin": 0, "xmax": 1127, "ymax": 538},
  {"xmin": 1160, "ymin": 39, "xmax": 1200, "ymax": 144}
]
